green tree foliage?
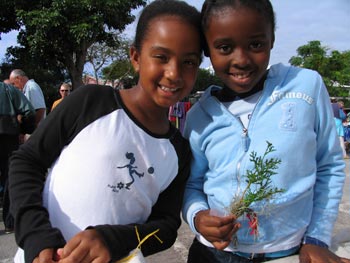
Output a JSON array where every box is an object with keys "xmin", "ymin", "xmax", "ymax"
[
  {"xmin": 289, "ymin": 40, "xmax": 350, "ymax": 99},
  {"xmin": 0, "ymin": 0, "xmax": 19, "ymax": 36},
  {"xmin": 0, "ymin": 0, "xmax": 146, "ymax": 89}
]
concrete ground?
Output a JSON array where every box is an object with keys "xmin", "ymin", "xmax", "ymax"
[{"xmin": 1, "ymin": 159, "xmax": 349, "ymax": 263}]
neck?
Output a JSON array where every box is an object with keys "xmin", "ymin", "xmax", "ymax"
[{"xmin": 119, "ymin": 88, "xmax": 170, "ymax": 135}]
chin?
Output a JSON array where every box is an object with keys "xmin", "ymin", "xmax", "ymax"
[{"xmin": 156, "ymin": 100, "xmax": 176, "ymax": 109}]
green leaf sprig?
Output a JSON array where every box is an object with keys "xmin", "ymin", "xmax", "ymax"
[{"xmin": 230, "ymin": 141, "xmax": 285, "ymax": 218}]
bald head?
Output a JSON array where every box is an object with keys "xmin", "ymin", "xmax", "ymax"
[{"xmin": 9, "ymin": 69, "xmax": 29, "ymax": 90}]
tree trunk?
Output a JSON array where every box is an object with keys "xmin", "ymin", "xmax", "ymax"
[
  {"xmin": 64, "ymin": 49, "xmax": 86, "ymax": 90},
  {"xmin": 71, "ymin": 70, "xmax": 84, "ymax": 90}
]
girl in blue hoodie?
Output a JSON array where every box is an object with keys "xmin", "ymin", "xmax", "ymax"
[{"xmin": 182, "ymin": 0, "xmax": 348, "ymax": 262}]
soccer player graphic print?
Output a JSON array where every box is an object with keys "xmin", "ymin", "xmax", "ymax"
[{"xmin": 108, "ymin": 152, "xmax": 155, "ymax": 192}]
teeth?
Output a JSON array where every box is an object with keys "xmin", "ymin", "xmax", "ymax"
[
  {"xmin": 232, "ymin": 73, "xmax": 250, "ymax": 79},
  {"xmin": 160, "ymin": 86, "xmax": 179, "ymax": 92}
]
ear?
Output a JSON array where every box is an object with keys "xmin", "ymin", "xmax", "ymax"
[{"xmin": 130, "ymin": 45, "xmax": 140, "ymax": 73}]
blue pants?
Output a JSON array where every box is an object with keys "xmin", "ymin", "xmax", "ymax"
[{"xmin": 187, "ymin": 238, "xmax": 298, "ymax": 263}]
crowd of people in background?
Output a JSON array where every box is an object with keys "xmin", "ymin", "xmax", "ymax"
[
  {"xmin": 0, "ymin": 79, "xmax": 36, "ymax": 234},
  {"xmin": 0, "ymin": 69, "xmax": 71, "ymax": 235}
]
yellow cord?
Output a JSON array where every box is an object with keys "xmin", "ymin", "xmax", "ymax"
[{"xmin": 116, "ymin": 226, "xmax": 163, "ymax": 263}]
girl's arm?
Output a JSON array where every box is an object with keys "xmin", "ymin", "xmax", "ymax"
[{"xmin": 9, "ymin": 85, "xmax": 118, "ymax": 263}]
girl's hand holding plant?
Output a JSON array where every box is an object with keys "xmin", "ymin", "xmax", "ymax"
[{"xmin": 194, "ymin": 210, "xmax": 240, "ymax": 250}]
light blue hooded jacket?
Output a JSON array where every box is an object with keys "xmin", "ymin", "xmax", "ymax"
[{"xmin": 182, "ymin": 64, "xmax": 345, "ymax": 253}]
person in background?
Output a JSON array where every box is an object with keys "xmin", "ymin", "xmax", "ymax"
[
  {"xmin": 51, "ymin": 83, "xmax": 71, "ymax": 111},
  {"xmin": 0, "ymin": 81, "xmax": 35, "ymax": 234},
  {"xmin": 332, "ymin": 99, "xmax": 348, "ymax": 159},
  {"xmin": 9, "ymin": 0, "xmax": 203, "ymax": 262},
  {"xmin": 9, "ymin": 69, "xmax": 46, "ymax": 131},
  {"xmin": 182, "ymin": 0, "xmax": 348, "ymax": 262}
]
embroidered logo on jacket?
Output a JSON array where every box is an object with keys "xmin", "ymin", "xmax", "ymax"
[
  {"xmin": 108, "ymin": 152, "xmax": 155, "ymax": 193},
  {"xmin": 280, "ymin": 102, "xmax": 296, "ymax": 131},
  {"xmin": 268, "ymin": 91, "xmax": 314, "ymax": 105}
]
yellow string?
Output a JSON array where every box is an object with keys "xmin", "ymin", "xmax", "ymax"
[{"xmin": 116, "ymin": 226, "xmax": 163, "ymax": 263}]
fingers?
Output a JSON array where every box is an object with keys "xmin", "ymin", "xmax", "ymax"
[
  {"xmin": 54, "ymin": 249, "xmax": 62, "ymax": 261},
  {"xmin": 33, "ymin": 248, "xmax": 57, "ymax": 263},
  {"xmin": 60, "ymin": 233, "xmax": 90, "ymax": 262},
  {"xmin": 59, "ymin": 229, "xmax": 110, "ymax": 263},
  {"xmin": 194, "ymin": 209, "xmax": 240, "ymax": 249},
  {"xmin": 300, "ymin": 244, "xmax": 350, "ymax": 263},
  {"xmin": 212, "ymin": 240, "xmax": 232, "ymax": 250}
]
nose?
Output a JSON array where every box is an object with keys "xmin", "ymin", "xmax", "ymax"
[
  {"xmin": 232, "ymin": 47, "xmax": 250, "ymax": 68},
  {"xmin": 165, "ymin": 60, "xmax": 182, "ymax": 83}
]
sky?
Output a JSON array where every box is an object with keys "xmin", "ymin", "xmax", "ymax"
[{"xmin": 1, "ymin": 0, "xmax": 349, "ymax": 71}]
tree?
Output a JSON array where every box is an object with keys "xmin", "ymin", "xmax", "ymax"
[
  {"xmin": 0, "ymin": 1, "xmax": 19, "ymax": 37},
  {"xmin": 1, "ymin": 0, "xmax": 146, "ymax": 89},
  {"xmin": 289, "ymin": 40, "xmax": 327, "ymax": 72},
  {"xmin": 289, "ymin": 40, "xmax": 350, "ymax": 98},
  {"xmin": 87, "ymin": 35, "xmax": 131, "ymax": 86}
]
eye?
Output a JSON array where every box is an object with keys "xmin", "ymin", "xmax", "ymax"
[
  {"xmin": 217, "ymin": 44, "xmax": 232, "ymax": 55},
  {"xmin": 184, "ymin": 57, "xmax": 200, "ymax": 67},
  {"xmin": 153, "ymin": 54, "xmax": 169, "ymax": 63},
  {"xmin": 250, "ymin": 41, "xmax": 265, "ymax": 51}
]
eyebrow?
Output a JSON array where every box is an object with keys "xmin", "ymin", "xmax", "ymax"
[{"xmin": 151, "ymin": 46, "xmax": 201, "ymax": 58}]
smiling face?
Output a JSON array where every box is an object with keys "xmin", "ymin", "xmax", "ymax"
[
  {"xmin": 204, "ymin": 6, "xmax": 274, "ymax": 94},
  {"xmin": 130, "ymin": 15, "xmax": 202, "ymax": 108}
]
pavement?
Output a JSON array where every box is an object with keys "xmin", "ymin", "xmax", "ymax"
[{"xmin": 1, "ymin": 159, "xmax": 349, "ymax": 263}]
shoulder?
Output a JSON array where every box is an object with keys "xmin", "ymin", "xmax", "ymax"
[
  {"xmin": 73, "ymin": 84, "xmax": 114, "ymax": 95},
  {"xmin": 268, "ymin": 63, "xmax": 324, "ymax": 91},
  {"xmin": 57, "ymin": 84, "xmax": 120, "ymax": 122},
  {"xmin": 51, "ymin": 98, "xmax": 62, "ymax": 108},
  {"xmin": 71, "ymin": 84, "xmax": 116, "ymax": 105},
  {"xmin": 269, "ymin": 63, "xmax": 321, "ymax": 80},
  {"xmin": 5, "ymin": 82, "xmax": 26, "ymax": 99},
  {"xmin": 26, "ymin": 79, "xmax": 41, "ymax": 89}
]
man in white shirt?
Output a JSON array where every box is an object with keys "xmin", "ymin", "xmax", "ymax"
[{"xmin": 9, "ymin": 69, "xmax": 46, "ymax": 131}]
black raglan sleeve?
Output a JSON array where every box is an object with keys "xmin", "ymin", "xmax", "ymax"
[
  {"xmin": 93, "ymin": 130, "xmax": 192, "ymax": 262},
  {"xmin": 9, "ymin": 85, "xmax": 119, "ymax": 263}
]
